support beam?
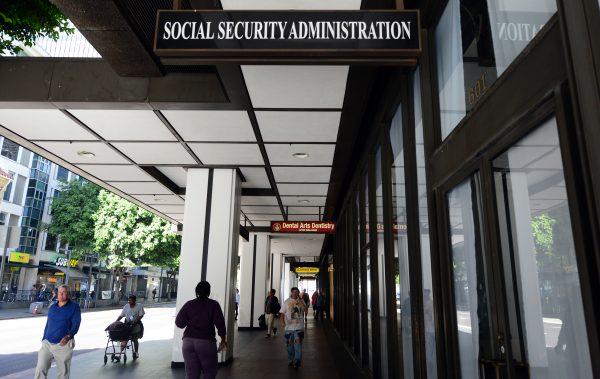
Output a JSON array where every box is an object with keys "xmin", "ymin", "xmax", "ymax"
[
  {"xmin": 0, "ymin": 58, "xmax": 228, "ymax": 109},
  {"xmin": 238, "ymin": 233, "xmax": 271, "ymax": 329},
  {"xmin": 50, "ymin": 0, "xmax": 163, "ymax": 77}
]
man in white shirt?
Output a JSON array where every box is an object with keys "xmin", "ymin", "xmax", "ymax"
[
  {"xmin": 280, "ymin": 287, "xmax": 307, "ymax": 369},
  {"xmin": 115, "ymin": 295, "xmax": 145, "ymax": 359}
]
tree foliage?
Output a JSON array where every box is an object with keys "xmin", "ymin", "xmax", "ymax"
[
  {"xmin": 45, "ymin": 179, "xmax": 100, "ymax": 257},
  {"xmin": 93, "ymin": 190, "xmax": 180, "ymax": 270},
  {"xmin": 0, "ymin": 0, "xmax": 73, "ymax": 54}
]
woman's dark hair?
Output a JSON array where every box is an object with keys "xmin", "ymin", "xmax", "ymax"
[
  {"xmin": 128, "ymin": 295, "xmax": 137, "ymax": 302},
  {"xmin": 195, "ymin": 281, "xmax": 211, "ymax": 299}
]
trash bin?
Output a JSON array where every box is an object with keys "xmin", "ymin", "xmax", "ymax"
[{"xmin": 29, "ymin": 301, "xmax": 44, "ymax": 314}]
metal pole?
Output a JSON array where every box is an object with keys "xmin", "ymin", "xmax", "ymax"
[
  {"xmin": 65, "ymin": 248, "xmax": 71, "ymax": 286},
  {"xmin": 0, "ymin": 226, "xmax": 11, "ymax": 297},
  {"xmin": 158, "ymin": 267, "xmax": 163, "ymax": 303}
]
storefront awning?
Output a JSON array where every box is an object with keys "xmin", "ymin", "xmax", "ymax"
[
  {"xmin": 5, "ymin": 262, "xmax": 39, "ymax": 269},
  {"xmin": 42, "ymin": 265, "xmax": 87, "ymax": 279}
]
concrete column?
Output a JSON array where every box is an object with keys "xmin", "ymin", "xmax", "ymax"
[
  {"xmin": 271, "ymin": 252, "xmax": 283, "ymax": 300},
  {"xmin": 282, "ymin": 261, "xmax": 291, "ymax": 299},
  {"xmin": 171, "ymin": 168, "xmax": 241, "ymax": 365},
  {"xmin": 237, "ymin": 233, "xmax": 270, "ymax": 328}
]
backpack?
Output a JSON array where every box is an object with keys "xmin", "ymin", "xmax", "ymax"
[{"xmin": 258, "ymin": 314, "xmax": 267, "ymax": 329}]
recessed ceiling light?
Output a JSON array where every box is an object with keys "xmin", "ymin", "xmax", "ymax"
[
  {"xmin": 298, "ymin": 199, "xmax": 311, "ymax": 204},
  {"xmin": 77, "ymin": 150, "xmax": 96, "ymax": 158},
  {"xmin": 292, "ymin": 152, "xmax": 309, "ymax": 159},
  {"xmin": 153, "ymin": 195, "xmax": 165, "ymax": 202}
]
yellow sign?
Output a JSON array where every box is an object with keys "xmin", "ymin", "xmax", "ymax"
[
  {"xmin": 9, "ymin": 252, "xmax": 30, "ymax": 263},
  {"xmin": 295, "ymin": 267, "xmax": 319, "ymax": 274}
]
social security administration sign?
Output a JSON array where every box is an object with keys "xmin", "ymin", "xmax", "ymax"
[{"xmin": 154, "ymin": 10, "xmax": 420, "ymax": 62}]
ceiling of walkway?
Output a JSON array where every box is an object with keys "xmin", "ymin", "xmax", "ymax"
[
  {"xmin": 0, "ymin": 0, "xmax": 374, "ymax": 230},
  {"xmin": 270, "ymin": 235, "xmax": 324, "ymax": 257}
]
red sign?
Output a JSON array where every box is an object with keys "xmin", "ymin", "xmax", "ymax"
[{"xmin": 271, "ymin": 221, "xmax": 336, "ymax": 234}]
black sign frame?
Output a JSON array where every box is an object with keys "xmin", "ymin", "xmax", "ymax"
[{"xmin": 154, "ymin": 9, "xmax": 421, "ymax": 64}]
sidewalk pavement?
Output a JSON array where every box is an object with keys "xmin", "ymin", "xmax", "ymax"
[{"xmin": 0, "ymin": 300, "xmax": 176, "ymax": 321}]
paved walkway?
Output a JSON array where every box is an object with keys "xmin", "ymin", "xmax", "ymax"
[{"xmin": 3, "ymin": 318, "xmax": 340, "ymax": 378}]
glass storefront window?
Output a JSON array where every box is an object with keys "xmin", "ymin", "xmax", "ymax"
[
  {"xmin": 389, "ymin": 103, "xmax": 413, "ymax": 377},
  {"xmin": 436, "ymin": 0, "xmax": 557, "ymax": 139},
  {"xmin": 493, "ymin": 118, "xmax": 593, "ymax": 378},
  {"xmin": 447, "ymin": 175, "xmax": 489, "ymax": 379},
  {"xmin": 364, "ymin": 173, "xmax": 373, "ymax": 371},
  {"xmin": 375, "ymin": 147, "xmax": 388, "ymax": 378},
  {"xmin": 414, "ymin": 66, "xmax": 438, "ymax": 378}
]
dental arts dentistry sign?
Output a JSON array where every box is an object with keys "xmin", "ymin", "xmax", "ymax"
[{"xmin": 154, "ymin": 10, "xmax": 420, "ymax": 63}]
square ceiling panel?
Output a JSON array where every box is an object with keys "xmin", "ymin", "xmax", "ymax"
[
  {"xmin": 242, "ymin": 205, "xmax": 281, "ymax": 214},
  {"xmin": 266, "ymin": 144, "xmax": 335, "ymax": 166},
  {"xmin": 277, "ymin": 183, "xmax": 328, "ymax": 196},
  {"xmin": 133, "ymin": 194, "xmax": 184, "ymax": 205},
  {"xmin": 241, "ymin": 66, "xmax": 349, "ymax": 108},
  {"xmin": 281, "ymin": 196, "xmax": 326, "ymax": 206},
  {"xmin": 241, "ymin": 196, "xmax": 279, "ymax": 206},
  {"xmin": 249, "ymin": 214, "xmax": 284, "ymax": 221},
  {"xmin": 70, "ymin": 110, "xmax": 176, "ymax": 141},
  {"xmin": 189, "ymin": 143, "xmax": 264, "ymax": 165},
  {"xmin": 77, "ymin": 164, "xmax": 153, "ymax": 182},
  {"xmin": 152, "ymin": 204, "xmax": 185, "ymax": 214},
  {"xmin": 36, "ymin": 141, "xmax": 129, "ymax": 164},
  {"xmin": 239, "ymin": 167, "xmax": 270, "ymax": 188},
  {"xmin": 163, "ymin": 110, "xmax": 256, "ymax": 142},
  {"xmin": 221, "ymin": 0, "xmax": 361, "ymax": 9},
  {"xmin": 0, "ymin": 109, "xmax": 97, "ymax": 141},
  {"xmin": 249, "ymin": 220, "xmax": 271, "ymax": 227},
  {"xmin": 256, "ymin": 111, "xmax": 341, "ymax": 142},
  {"xmin": 108, "ymin": 181, "xmax": 172, "ymax": 195},
  {"xmin": 287, "ymin": 214, "xmax": 320, "ymax": 221},
  {"xmin": 272, "ymin": 166, "xmax": 331, "ymax": 183},
  {"xmin": 157, "ymin": 166, "xmax": 188, "ymax": 187},
  {"xmin": 287, "ymin": 206, "xmax": 320, "ymax": 214},
  {"xmin": 112, "ymin": 142, "xmax": 196, "ymax": 165}
]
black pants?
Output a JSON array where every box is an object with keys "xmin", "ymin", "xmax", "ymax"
[{"xmin": 315, "ymin": 306, "xmax": 323, "ymax": 320}]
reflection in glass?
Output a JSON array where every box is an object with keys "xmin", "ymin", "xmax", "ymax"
[
  {"xmin": 493, "ymin": 118, "xmax": 593, "ymax": 378},
  {"xmin": 389, "ymin": 104, "xmax": 413, "ymax": 377},
  {"xmin": 364, "ymin": 174, "xmax": 373, "ymax": 371},
  {"xmin": 435, "ymin": 0, "xmax": 556, "ymax": 139},
  {"xmin": 354, "ymin": 191, "xmax": 362, "ymax": 360},
  {"xmin": 375, "ymin": 147, "xmax": 388, "ymax": 378},
  {"xmin": 414, "ymin": 66, "xmax": 438, "ymax": 378},
  {"xmin": 447, "ymin": 176, "xmax": 488, "ymax": 379}
]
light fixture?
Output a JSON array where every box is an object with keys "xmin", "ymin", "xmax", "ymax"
[
  {"xmin": 77, "ymin": 150, "xmax": 96, "ymax": 158},
  {"xmin": 298, "ymin": 199, "xmax": 310, "ymax": 204},
  {"xmin": 153, "ymin": 195, "xmax": 165, "ymax": 202},
  {"xmin": 292, "ymin": 152, "xmax": 309, "ymax": 159}
]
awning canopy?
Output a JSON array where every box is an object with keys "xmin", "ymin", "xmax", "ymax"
[{"xmin": 42, "ymin": 265, "xmax": 87, "ymax": 279}]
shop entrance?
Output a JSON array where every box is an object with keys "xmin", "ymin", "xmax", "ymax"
[{"xmin": 436, "ymin": 75, "xmax": 595, "ymax": 379}]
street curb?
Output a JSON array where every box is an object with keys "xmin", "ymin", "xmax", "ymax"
[{"xmin": 0, "ymin": 301, "xmax": 176, "ymax": 321}]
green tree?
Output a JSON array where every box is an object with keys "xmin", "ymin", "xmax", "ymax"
[
  {"xmin": 94, "ymin": 190, "xmax": 180, "ymax": 301},
  {"xmin": 0, "ymin": 1, "xmax": 73, "ymax": 54},
  {"xmin": 45, "ymin": 179, "xmax": 100, "ymax": 257}
]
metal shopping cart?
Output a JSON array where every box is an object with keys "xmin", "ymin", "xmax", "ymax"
[{"xmin": 103, "ymin": 321, "xmax": 136, "ymax": 364}]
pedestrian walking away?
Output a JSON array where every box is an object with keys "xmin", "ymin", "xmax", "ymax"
[
  {"xmin": 311, "ymin": 290, "xmax": 318, "ymax": 317},
  {"xmin": 264, "ymin": 289, "xmax": 281, "ymax": 338},
  {"xmin": 175, "ymin": 281, "xmax": 227, "ymax": 379},
  {"xmin": 152, "ymin": 287, "xmax": 157, "ymax": 301},
  {"xmin": 281, "ymin": 287, "xmax": 307, "ymax": 369},
  {"xmin": 115, "ymin": 295, "xmax": 145, "ymax": 360},
  {"xmin": 315, "ymin": 289, "xmax": 324, "ymax": 321},
  {"xmin": 301, "ymin": 289, "xmax": 310, "ymax": 323},
  {"xmin": 35, "ymin": 285, "xmax": 81, "ymax": 379}
]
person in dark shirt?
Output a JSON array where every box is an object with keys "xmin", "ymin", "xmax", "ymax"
[
  {"xmin": 35, "ymin": 285, "xmax": 81, "ymax": 379},
  {"xmin": 264, "ymin": 289, "xmax": 280, "ymax": 338},
  {"xmin": 175, "ymin": 281, "xmax": 227, "ymax": 379}
]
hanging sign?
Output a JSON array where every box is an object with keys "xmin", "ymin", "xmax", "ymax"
[
  {"xmin": 271, "ymin": 221, "xmax": 336, "ymax": 234},
  {"xmin": 295, "ymin": 267, "xmax": 320, "ymax": 274},
  {"xmin": 154, "ymin": 10, "xmax": 420, "ymax": 63},
  {"xmin": 9, "ymin": 252, "xmax": 30, "ymax": 263}
]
